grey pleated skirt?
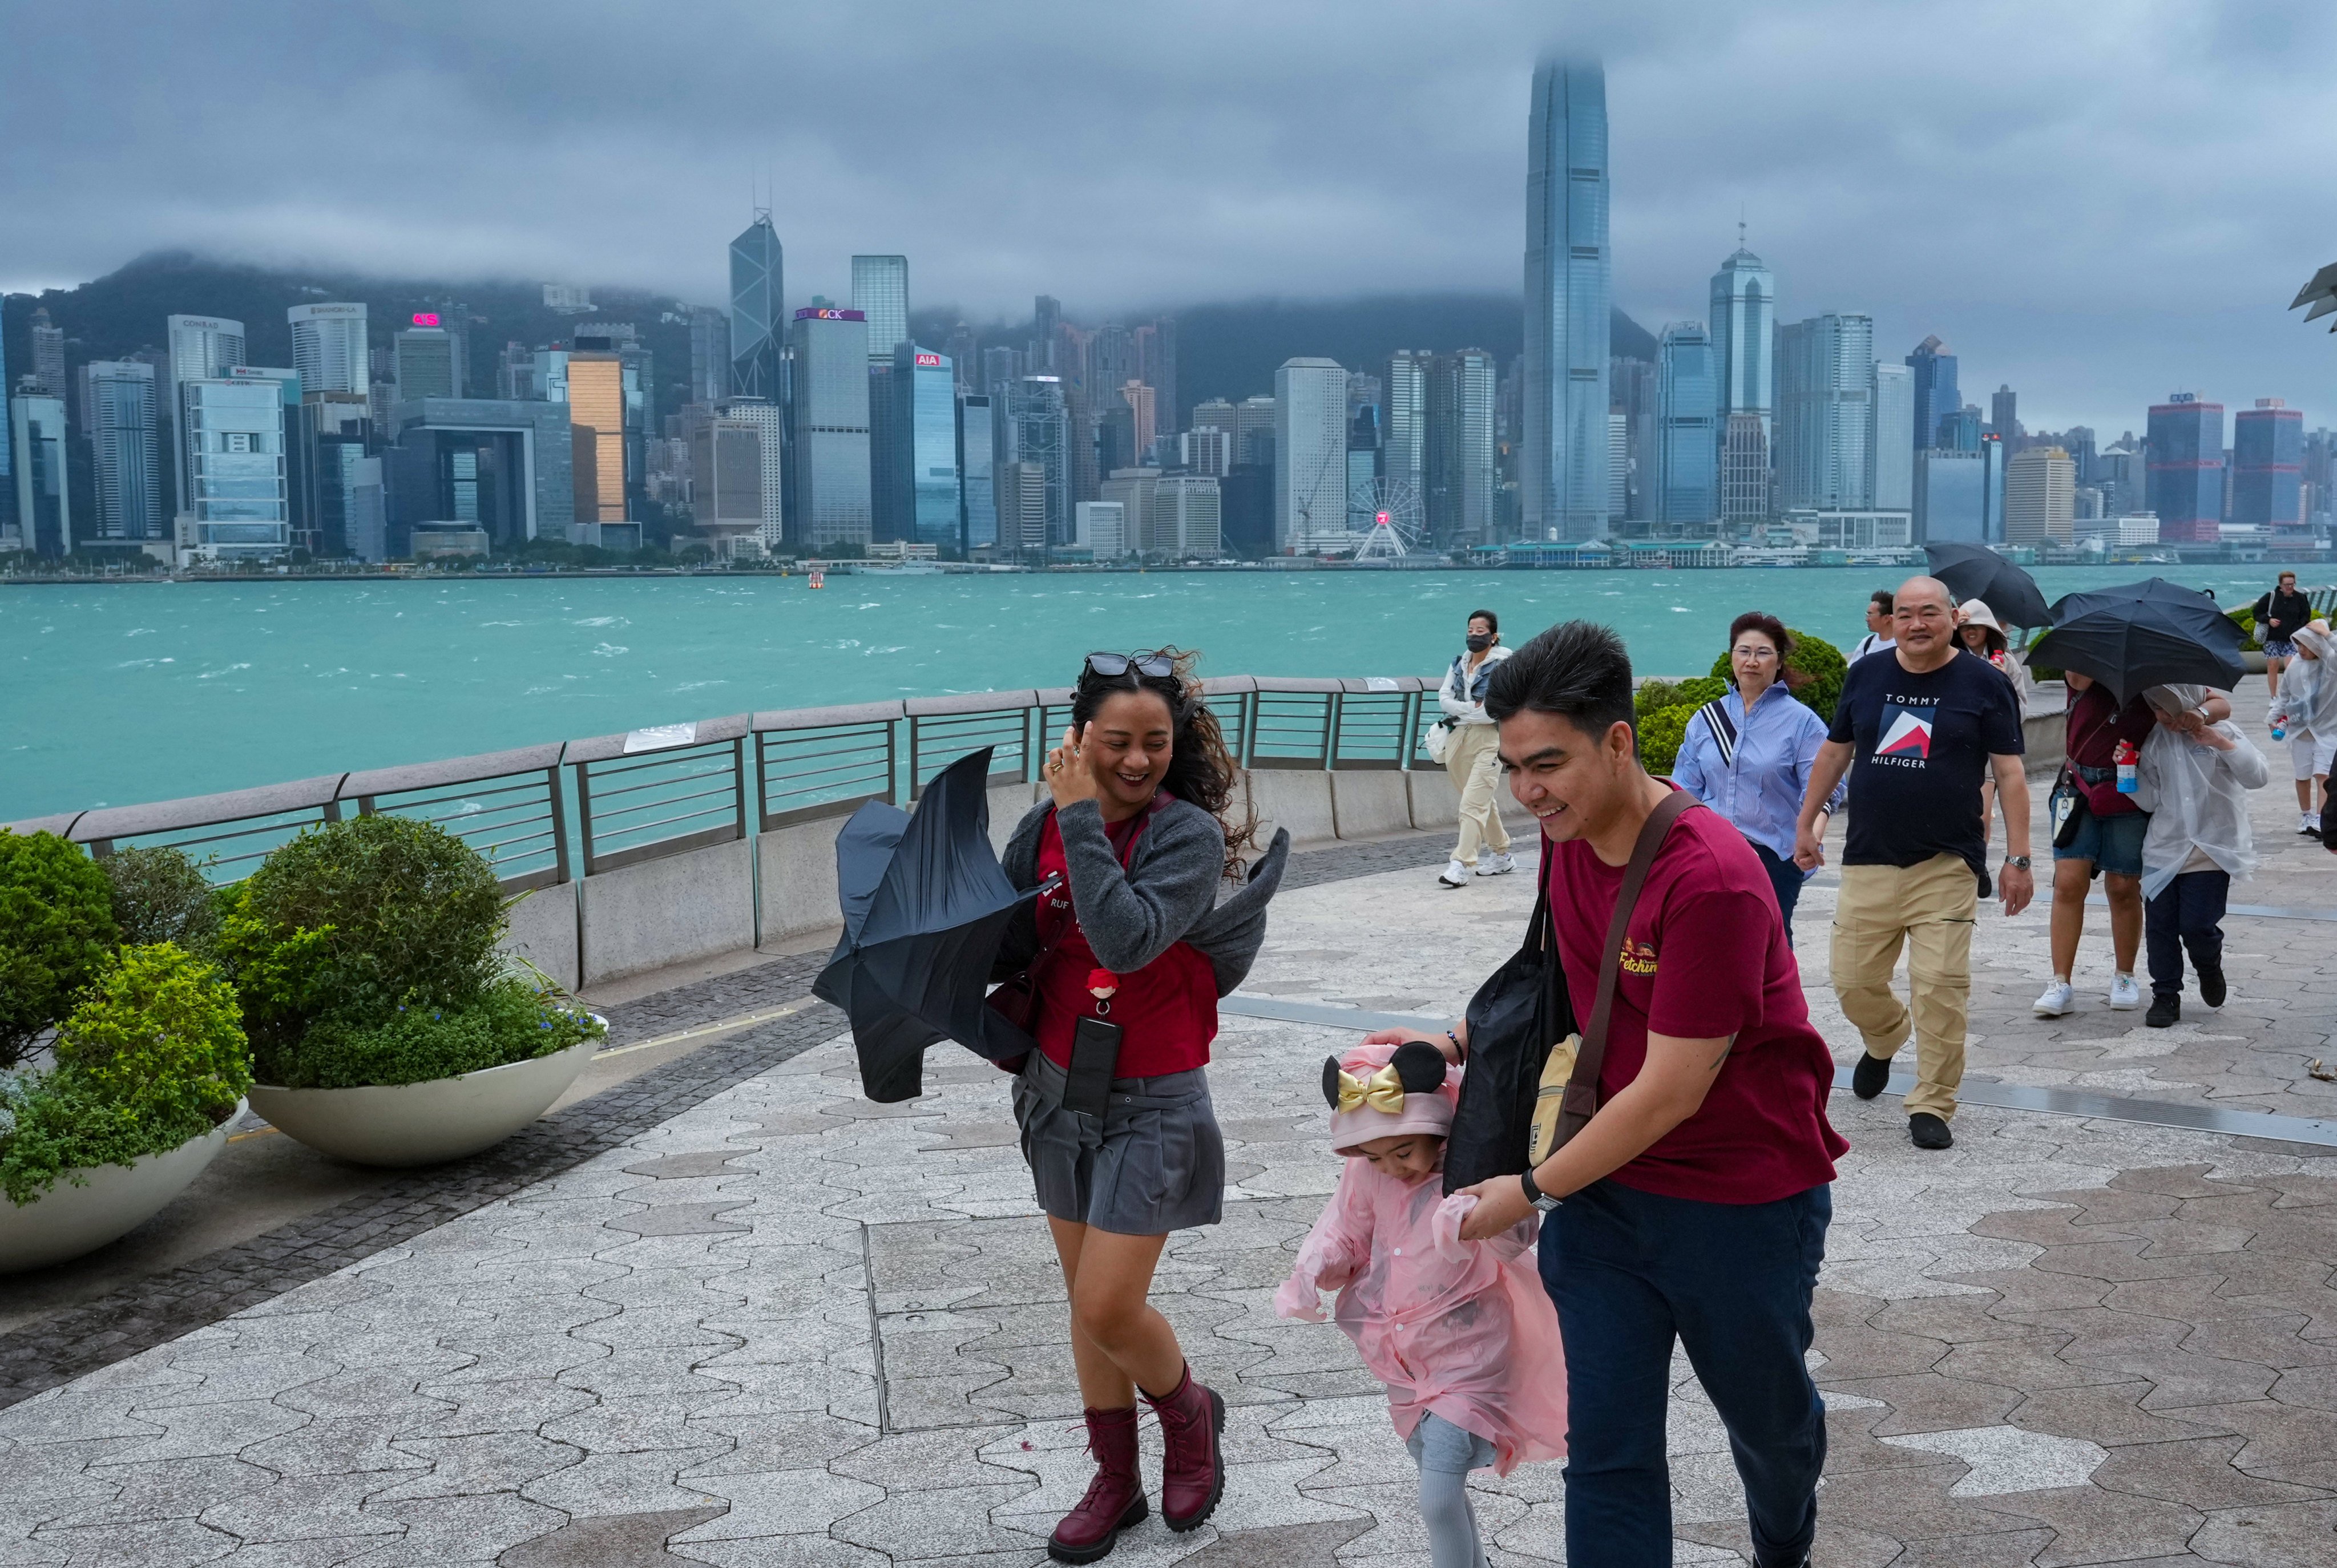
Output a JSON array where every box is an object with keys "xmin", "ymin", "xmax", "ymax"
[{"xmin": 1011, "ymin": 1052, "xmax": 1225, "ymax": 1235}]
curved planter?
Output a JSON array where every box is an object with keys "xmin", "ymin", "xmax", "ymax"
[
  {"xmin": 249, "ymin": 1037, "xmax": 598, "ymax": 1168},
  {"xmin": 0, "ymin": 1102, "xmax": 244, "ymax": 1275}
]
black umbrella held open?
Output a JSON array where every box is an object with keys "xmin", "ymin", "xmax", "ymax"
[
  {"xmin": 2028, "ymin": 577, "xmax": 2247, "ymax": 706},
  {"xmin": 813, "ymin": 746, "xmax": 1039, "ymax": 1103},
  {"xmin": 1923, "ymin": 542, "xmax": 2053, "ymax": 629}
]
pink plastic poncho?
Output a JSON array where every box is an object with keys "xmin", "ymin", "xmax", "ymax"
[{"xmin": 1274, "ymin": 1159, "xmax": 1568, "ymax": 1473}]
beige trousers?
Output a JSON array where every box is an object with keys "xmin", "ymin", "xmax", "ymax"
[
  {"xmin": 1446, "ymin": 723, "xmax": 1510, "ymax": 864},
  {"xmin": 1831, "ymin": 855, "xmax": 1977, "ymax": 1120}
]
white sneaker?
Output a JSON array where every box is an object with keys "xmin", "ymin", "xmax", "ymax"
[
  {"xmin": 1476, "ymin": 852, "xmax": 1517, "ymax": 876},
  {"xmin": 2302, "ymin": 813, "xmax": 2320, "ymax": 835},
  {"xmin": 2108, "ymin": 973, "xmax": 2143, "ymax": 1010},
  {"xmin": 2033, "ymin": 980, "xmax": 2076, "ymax": 1017},
  {"xmin": 1438, "ymin": 859, "xmax": 1470, "ymax": 888}
]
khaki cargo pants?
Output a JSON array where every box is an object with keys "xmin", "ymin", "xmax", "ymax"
[{"xmin": 1831, "ymin": 854, "xmax": 1977, "ymax": 1120}]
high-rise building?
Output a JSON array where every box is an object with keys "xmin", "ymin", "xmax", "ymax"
[
  {"xmin": 1905, "ymin": 336, "xmax": 1959, "ymax": 451},
  {"xmin": 1004, "ymin": 375, "xmax": 1071, "ymax": 549},
  {"xmin": 29, "ymin": 308, "xmax": 66, "ymax": 402},
  {"xmin": 687, "ymin": 306, "xmax": 730, "ymax": 405},
  {"xmin": 886, "ymin": 345, "xmax": 960, "ymax": 549},
  {"xmin": 723, "ymin": 399, "xmax": 786, "ymax": 551},
  {"xmin": 2146, "ymin": 393, "xmax": 2225, "ymax": 544},
  {"xmin": 296, "ymin": 393, "xmax": 371, "ymax": 557},
  {"xmin": 788, "ymin": 308, "xmax": 874, "ymax": 549},
  {"xmin": 394, "ymin": 321, "xmax": 466, "ymax": 402},
  {"xmin": 1607, "ymin": 412, "xmax": 1629, "ymax": 519},
  {"xmin": 1868, "ymin": 361, "xmax": 1914, "ymax": 511},
  {"xmin": 1347, "ymin": 405, "xmax": 1381, "ymax": 530},
  {"xmin": 1136, "ymin": 318, "xmax": 1178, "ymax": 434},
  {"xmin": 728, "ymin": 213, "xmax": 784, "ymax": 400},
  {"xmin": 1719, "ymin": 414, "xmax": 1768, "ymax": 528},
  {"xmin": 980, "ymin": 346, "xmax": 1020, "ymax": 403},
  {"xmin": 996, "ymin": 459, "xmax": 1050, "ymax": 553},
  {"xmin": 1523, "ymin": 56, "xmax": 1611, "ymax": 540},
  {"xmin": 0, "ymin": 314, "xmax": 13, "ymax": 541},
  {"xmin": 1099, "ymin": 468, "xmax": 1159, "ymax": 556},
  {"xmin": 2233, "ymin": 398, "xmax": 2304, "ymax": 531},
  {"xmin": 1153, "ymin": 475, "xmax": 1222, "ymax": 560},
  {"xmin": 1936, "ymin": 405, "xmax": 1981, "ymax": 452},
  {"xmin": 1384, "ymin": 350, "xmax": 1429, "ymax": 506},
  {"xmin": 10, "ymin": 394, "xmax": 69, "ymax": 556},
  {"xmin": 1076, "ymin": 499, "xmax": 1129, "ymax": 558},
  {"xmin": 379, "ymin": 398, "xmax": 574, "ymax": 557},
  {"xmin": 166, "ymin": 314, "xmax": 247, "ymax": 510},
  {"xmin": 1653, "ymin": 324, "xmax": 1717, "ymax": 530},
  {"xmin": 1086, "ymin": 324, "xmax": 1136, "ymax": 399},
  {"xmin": 1236, "ymin": 396, "xmax": 1278, "ymax": 469},
  {"xmin": 1989, "ymin": 385, "xmax": 2019, "ymax": 443},
  {"xmin": 2004, "ymin": 445, "xmax": 2074, "ymax": 545},
  {"xmin": 288, "ymin": 304, "xmax": 368, "ymax": 395},
  {"xmin": 691, "ymin": 416, "xmax": 765, "ymax": 553},
  {"xmin": 1274, "ymin": 358, "xmax": 1350, "ymax": 549},
  {"xmin": 850, "ymin": 256, "xmax": 910, "ymax": 364},
  {"xmin": 1914, "ymin": 448, "xmax": 1990, "ymax": 544},
  {"xmin": 958, "ymin": 393, "xmax": 996, "ymax": 549},
  {"xmin": 80, "ymin": 361, "xmax": 163, "ymax": 541},
  {"xmin": 177, "ymin": 377, "xmax": 288, "ymax": 559},
  {"xmin": 1775, "ymin": 313, "xmax": 1875, "ymax": 510},
  {"xmin": 1426, "ymin": 349, "xmax": 1497, "ymax": 546},
  {"xmin": 567, "ymin": 351, "xmax": 627, "ymax": 526},
  {"xmin": 1119, "ymin": 379, "xmax": 1157, "ymax": 461},
  {"xmin": 1709, "ymin": 240, "xmax": 1773, "ymax": 448},
  {"xmin": 1608, "ymin": 356, "xmax": 1657, "ymax": 522}
]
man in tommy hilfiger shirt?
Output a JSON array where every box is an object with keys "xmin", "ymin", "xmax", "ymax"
[{"xmin": 1794, "ymin": 576, "xmax": 2031, "ymax": 1150}]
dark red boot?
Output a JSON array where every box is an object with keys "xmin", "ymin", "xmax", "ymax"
[
  {"xmin": 1142, "ymin": 1364, "xmax": 1225, "ymax": 1531},
  {"xmin": 1048, "ymin": 1405, "xmax": 1147, "ymax": 1563}
]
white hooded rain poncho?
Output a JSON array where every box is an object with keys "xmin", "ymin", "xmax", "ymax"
[
  {"xmin": 2268, "ymin": 624, "xmax": 2337, "ymax": 740},
  {"xmin": 2132, "ymin": 684, "xmax": 2269, "ymax": 901}
]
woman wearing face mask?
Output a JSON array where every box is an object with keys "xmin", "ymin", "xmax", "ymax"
[
  {"xmin": 1435, "ymin": 609, "xmax": 1515, "ymax": 888},
  {"xmin": 993, "ymin": 648, "xmax": 1287, "ymax": 1561}
]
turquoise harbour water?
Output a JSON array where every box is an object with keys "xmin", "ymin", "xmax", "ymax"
[{"xmin": 1, "ymin": 566, "xmax": 2282, "ymax": 821}]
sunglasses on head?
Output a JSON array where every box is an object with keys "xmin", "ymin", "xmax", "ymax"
[{"xmin": 1086, "ymin": 651, "xmax": 1175, "ymax": 680}]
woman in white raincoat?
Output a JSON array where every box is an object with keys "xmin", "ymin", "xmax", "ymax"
[
  {"xmin": 2265, "ymin": 621, "xmax": 2337, "ymax": 835},
  {"xmin": 2132, "ymin": 683, "xmax": 2267, "ymax": 1027}
]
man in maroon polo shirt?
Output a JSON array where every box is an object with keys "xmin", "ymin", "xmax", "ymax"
[{"xmin": 1371, "ymin": 620, "xmax": 1845, "ymax": 1568}]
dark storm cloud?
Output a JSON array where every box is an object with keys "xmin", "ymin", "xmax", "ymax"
[{"xmin": 5, "ymin": 0, "xmax": 2333, "ymax": 430}]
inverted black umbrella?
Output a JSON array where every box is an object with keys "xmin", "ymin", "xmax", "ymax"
[
  {"xmin": 1923, "ymin": 542, "xmax": 2052, "ymax": 629},
  {"xmin": 2028, "ymin": 577, "xmax": 2247, "ymax": 706},
  {"xmin": 813, "ymin": 746, "xmax": 1038, "ymax": 1103}
]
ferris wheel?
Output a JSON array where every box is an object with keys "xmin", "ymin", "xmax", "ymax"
[{"xmin": 1349, "ymin": 476, "xmax": 1425, "ymax": 559}]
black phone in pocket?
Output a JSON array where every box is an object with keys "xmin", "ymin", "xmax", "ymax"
[{"xmin": 1062, "ymin": 1017, "xmax": 1125, "ymax": 1117}]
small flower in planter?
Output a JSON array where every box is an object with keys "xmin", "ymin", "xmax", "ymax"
[{"xmin": 1086, "ymin": 969, "xmax": 1119, "ymax": 1001}]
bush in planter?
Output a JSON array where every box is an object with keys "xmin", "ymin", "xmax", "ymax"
[
  {"xmin": 103, "ymin": 846, "xmax": 223, "ymax": 956},
  {"xmin": 1, "ymin": 943, "xmax": 251, "ymax": 1205},
  {"xmin": 0, "ymin": 831, "xmax": 120, "ymax": 1070},
  {"xmin": 275, "ymin": 979, "xmax": 604, "ymax": 1090}
]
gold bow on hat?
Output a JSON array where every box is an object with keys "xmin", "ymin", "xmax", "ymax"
[{"xmin": 1334, "ymin": 1064, "xmax": 1408, "ymax": 1114}]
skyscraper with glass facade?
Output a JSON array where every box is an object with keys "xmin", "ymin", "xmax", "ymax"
[
  {"xmin": 1709, "ymin": 245, "xmax": 1772, "ymax": 432},
  {"xmin": 958, "ymin": 394, "xmax": 996, "ymax": 549},
  {"xmin": 2146, "ymin": 393, "xmax": 2224, "ymax": 544},
  {"xmin": 1906, "ymin": 336, "xmax": 1958, "ymax": 451},
  {"xmin": 787, "ymin": 309, "xmax": 873, "ymax": 549},
  {"xmin": 851, "ymin": 257, "xmax": 910, "ymax": 365},
  {"xmin": 729, "ymin": 215, "xmax": 784, "ymax": 401},
  {"xmin": 288, "ymin": 304, "xmax": 369, "ymax": 395},
  {"xmin": 1275, "ymin": 358, "xmax": 1350, "ymax": 550},
  {"xmin": 1775, "ymin": 313, "xmax": 1874, "ymax": 510},
  {"xmin": 880, "ymin": 343, "xmax": 959, "ymax": 549},
  {"xmin": 1383, "ymin": 350, "xmax": 1428, "ymax": 506},
  {"xmin": 1426, "ymin": 349, "xmax": 1497, "ymax": 546},
  {"xmin": 81, "ymin": 359, "xmax": 163, "ymax": 541},
  {"xmin": 179, "ymin": 377, "xmax": 289, "ymax": 559},
  {"xmin": 1005, "ymin": 376, "xmax": 1071, "ymax": 549},
  {"xmin": 1523, "ymin": 56, "xmax": 1611, "ymax": 540},
  {"xmin": 1654, "ymin": 323, "xmax": 1717, "ymax": 528},
  {"xmin": 1868, "ymin": 361, "xmax": 1914, "ymax": 511},
  {"xmin": 2233, "ymin": 398, "xmax": 2304, "ymax": 531},
  {"xmin": 11, "ymin": 394, "xmax": 69, "ymax": 556}
]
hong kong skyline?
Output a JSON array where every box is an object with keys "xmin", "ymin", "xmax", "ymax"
[{"xmin": 5, "ymin": 1, "xmax": 2333, "ymax": 434}]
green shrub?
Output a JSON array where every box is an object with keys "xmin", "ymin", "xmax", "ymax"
[
  {"xmin": 1, "ymin": 943, "xmax": 250, "ymax": 1205},
  {"xmin": 1709, "ymin": 628, "xmax": 1848, "ymax": 724},
  {"xmin": 2227, "ymin": 608, "xmax": 2261, "ymax": 652},
  {"xmin": 1637, "ymin": 704, "xmax": 1696, "ymax": 775},
  {"xmin": 261, "ymin": 976, "xmax": 604, "ymax": 1090},
  {"xmin": 1635, "ymin": 676, "xmax": 1724, "ymax": 718},
  {"xmin": 103, "ymin": 846, "xmax": 221, "ymax": 956},
  {"xmin": 0, "ymin": 831, "xmax": 119, "ymax": 1069},
  {"xmin": 218, "ymin": 815, "xmax": 506, "ymax": 1057}
]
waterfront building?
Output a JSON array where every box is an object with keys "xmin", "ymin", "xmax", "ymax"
[
  {"xmin": 1654, "ymin": 323, "xmax": 1717, "ymax": 530},
  {"xmin": 1384, "ymin": 350, "xmax": 1429, "ymax": 504},
  {"xmin": 381, "ymin": 398, "xmax": 574, "ymax": 557},
  {"xmin": 882, "ymin": 345, "xmax": 959, "ymax": 549},
  {"xmin": 288, "ymin": 304, "xmax": 368, "ymax": 395},
  {"xmin": 1236, "ymin": 396, "xmax": 1278, "ymax": 469},
  {"xmin": 1906, "ymin": 336, "xmax": 1958, "ymax": 451},
  {"xmin": 722, "ymin": 399, "xmax": 786, "ymax": 551},
  {"xmin": 729, "ymin": 215, "xmax": 785, "ymax": 401},
  {"xmin": 1720, "ymin": 414, "xmax": 1767, "ymax": 530},
  {"xmin": 688, "ymin": 306, "xmax": 730, "ymax": 405},
  {"xmin": 1099, "ymin": 469, "xmax": 1159, "ymax": 556},
  {"xmin": 29, "ymin": 309, "xmax": 66, "ymax": 402},
  {"xmin": 692, "ymin": 415, "xmax": 765, "ymax": 554},
  {"xmin": 996, "ymin": 459, "xmax": 1049, "ymax": 553},
  {"xmin": 1523, "ymin": 55, "xmax": 1611, "ymax": 540},
  {"xmin": 1776, "ymin": 313, "xmax": 1874, "ymax": 511},
  {"xmin": 958, "ymin": 393, "xmax": 996, "ymax": 550},
  {"xmin": 167, "ymin": 314, "xmax": 247, "ymax": 508},
  {"xmin": 851, "ymin": 256, "xmax": 910, "ymax": 365},
  {"xmin": 1709, "ymin": 240, "xmax": 1773, "ymax": 466},
  {"xmin": 394, "ymin": 321, "xmax": 466, "ymax": 402},
  {"xmin": 1911, "ymin": 448, "xmax": 1996, "ymax": 545},
  {"xmin": 80, "ymin": 360, "xmax": 163, "ymax": 542},
  {"xmin": 1154, "ymin": 475, "xmax": 1222, "ymax": 560},
  {"xmin": 2233, "ymin": 398, "xmax": 2304, "ymax": 531},
  {"xmin": 567, "ymin": 350, "xmax": 627, "ymax": 526},
  {"xmin": 297, "ymin": 393, "xmax": 372, "ymax": 558},
  {"xmin": 1607, "ymin": 413, "xmax": 1628, "ymax": 519},
  {"xmin": 178, "ymin": 377, "xmax": 288, "ymax": 559},
  {"xmin": 1869, "ymin": 361, "xmax": 1914, "ymax": 511},
  {"xmin": 1220, "ymin": 463, "xmax": 1273, "ymax": 556},
  {"xmin": 1077, "ymin": 499, "xmax": 1128, "ymax": 559},
  {"xmin": 787, "ymin": 308, "xmax": 874, "ymax": 550},
  {"xmin": 1276, "ymin": 357, "xmax": 1350, "ymax": 550},
  {"xmin": 2004, "ymin": 444, "xmax": 2075, "ymax": 546},
  {"xmin": 1783, "ymin": 508, "xmax": 1912, "ymax": 549},
  {"xmin": 1003, "ymin": 375, "xmax": 1071, "ymax": 548},
  {"xmin": 1609, "ymin": 356, "xmax": 1657, "ymax": 523},
  {"xmin": 10, "ymin": 393, "xmax": 70, "ymax": 556},
  {"xmin": 2146, "ymin": 393, "xmax": 2225, "ymax": 544},
  {"xmin": 1348, "ymin": 405, "xmax": 1381, "ymax": 531},
  {"xmin": 1426, "ymin": 349, "xmax": 1496, "ymax": 546},
  {"xmin": 2077, "ymin": 513, "xmax": 2162, "ymax": 548}
]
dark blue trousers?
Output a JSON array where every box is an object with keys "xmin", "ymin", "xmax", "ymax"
[
  {"xmin": 1750, "ymin": 840, "xmax": 1804, "ymax": 945},
  {"xmin": 1539, "ymin": 1180, "xmax": 1831, "ymax": 1568},
  {"xmin": 2145, "ymin": 869, "xmax": 2227, "ymax": 1000}
]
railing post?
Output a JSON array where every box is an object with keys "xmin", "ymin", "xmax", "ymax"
[
  {"xmin": 732, "ymin": 737, "xmax": 749, "ymax": 842},
  {"xmin": 572, "ymin": 761, "xmax": 597, "ymax": 878},
  {"xmin": 546, "ymin": 766, "xmax": 571, "ymax": 885},
  {"xmin": 1324, "ymin": 692, "xmax": 1342, "ymax": 770}
]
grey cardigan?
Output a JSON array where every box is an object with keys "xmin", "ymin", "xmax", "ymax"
[{"xmin": 995, "ymin": 797, "xmax": 1290, "ymax": 999}]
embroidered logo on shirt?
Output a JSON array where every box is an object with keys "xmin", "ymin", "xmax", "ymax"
[
  {"xmin": 1876, "ymin": 704, "xmax": 1936, "ymax": 763},
  {"xmin": 1618, "ymin": 937, "xmax": 1658, "ymax": 975}
]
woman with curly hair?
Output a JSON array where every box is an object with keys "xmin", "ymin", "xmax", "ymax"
[{"xmin": 994, "ymin": 648, "xmax": 1287, "ymax": 1561}]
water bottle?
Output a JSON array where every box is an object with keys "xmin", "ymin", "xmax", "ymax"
[
  {"xmin": 2115, "ymin": 738, "xmax": 2138, "ymax": 794},
  {"xmin": 2273, "ymin": 721, "xmax": 2288, "ymax": 742}
]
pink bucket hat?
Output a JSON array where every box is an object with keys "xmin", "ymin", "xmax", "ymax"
[{"xmin": 1321, "ymin": 1041, "xmax": 1458, "ymax": 1156}]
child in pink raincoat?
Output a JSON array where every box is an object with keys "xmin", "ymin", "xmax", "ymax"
[{"xmin": 1274, "ymin": 1041, "xmax": 1567, "ymax": 1568}]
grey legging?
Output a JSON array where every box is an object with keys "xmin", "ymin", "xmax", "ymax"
[{"xmin": 1407, "ymin": 1411, "xmax": 1498, "ymax": 1568}]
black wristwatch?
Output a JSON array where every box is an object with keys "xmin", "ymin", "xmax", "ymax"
[
  {"xmin": 2004, "ymin": 855, "xmax": 2032, "ymax": 870},
  {"xmin": 1520, "ymin": 1169, "xmax": 1561, "ymax": 1213}
]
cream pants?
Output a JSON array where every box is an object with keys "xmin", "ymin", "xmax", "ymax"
[
  {"xmin": 1831, "ymin": 855, "xmax": 1977, "ymax": 1120},
  {"xmin": 1445, "ymin": 723, "xmax": 1510, "ymax": 865}
]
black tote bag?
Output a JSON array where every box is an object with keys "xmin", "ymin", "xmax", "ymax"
[{"xmin": 1442, "ymin": 880, "xmax": 1575, "ymax": 1193}]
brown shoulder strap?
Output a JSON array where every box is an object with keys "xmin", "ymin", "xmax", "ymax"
[{"xmin": 1559, "ymin": 789, "xmax": 1698, "ymax": 1124}]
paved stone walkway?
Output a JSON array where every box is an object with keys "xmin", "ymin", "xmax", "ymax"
[{"xmin": 8, "ymin": 704, "xmax": 2337, "ymax": 1565}]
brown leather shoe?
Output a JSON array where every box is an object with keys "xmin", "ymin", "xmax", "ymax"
[
  {"xmin": 1141, "ymin": 1364, "xmax": 1225, "ymax": 1531},
  {"xmin": 1047, "ymin": 1405, "xmax": 1146, "ymax": 1563}
]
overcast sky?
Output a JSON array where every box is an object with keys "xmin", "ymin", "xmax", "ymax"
[{"xmin": 6, "ymin": 1, "xmax": 2333, "ymax": 434}]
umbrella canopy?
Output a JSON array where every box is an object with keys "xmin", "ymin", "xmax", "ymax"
[
  {"xmin": 2028, "ymin": 577, "xmax": 2247, "ymax": 706},
  {"xmin": 813, "ymin": 746, "xmax": 1038, "ymax": 1102},
  {"xmin": 1923, "ymin": 543, "xmax": 2052, "ymax": 629}
]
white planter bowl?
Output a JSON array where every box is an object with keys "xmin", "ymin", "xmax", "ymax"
[
  {"xmin": 0, "ymin": 1101, "xmax": 243, "ymax": 1275},
  {"xmin": 248, "ymin": 1037, "xmax": 598, "ymax": 1168}
]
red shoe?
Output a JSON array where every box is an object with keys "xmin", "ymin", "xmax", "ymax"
[
  {"xmin": 1048, "ymin": 1405, "xmax": 1147, "ymax": 1563},
  {"xmin": 1141, "ymin": 1364, "xmax": 1225, "ymax": 1531}
]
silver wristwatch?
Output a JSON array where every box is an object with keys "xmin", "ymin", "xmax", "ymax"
[{"xmin": 1519, "ymin": 1169, "xmax": 1561, "ymax": 1213}]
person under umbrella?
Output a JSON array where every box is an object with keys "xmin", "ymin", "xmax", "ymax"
[
  {"xmin": 1956, "ymin": 600, "xmax": 2032, "ymax": 898},
  {"xmin": 2267, "ymin": 621, "xmax": 2337, "ymax": 836}
]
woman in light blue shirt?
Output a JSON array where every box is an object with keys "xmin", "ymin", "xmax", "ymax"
[{"xmin": 1672, "ymin": 611, "xmax": 1846, "ymax": 941}]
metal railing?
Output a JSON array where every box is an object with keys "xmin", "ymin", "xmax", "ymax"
[{"xmin": 7, "ymin": 672, "xmax": 1440, "ymax": 890}]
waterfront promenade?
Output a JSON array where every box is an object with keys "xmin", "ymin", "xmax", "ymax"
[{"xmin": 5, "ymin": 686, "xmax": 2337, "ymax": 1565}]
